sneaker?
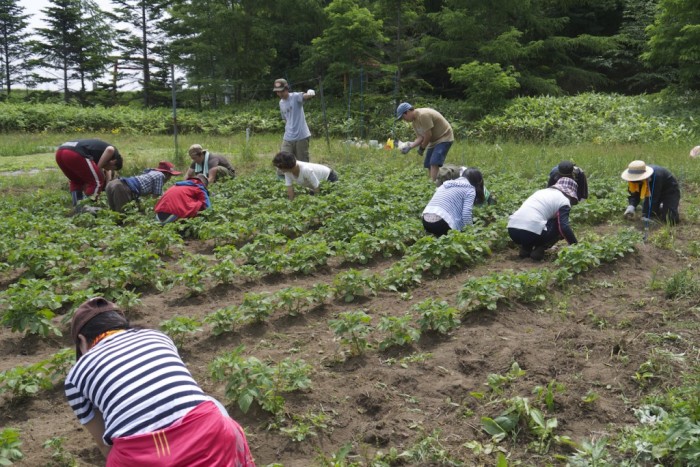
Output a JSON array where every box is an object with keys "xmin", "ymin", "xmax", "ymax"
[
  {"xmin": 530, "ymin": 246, "xmax": 546, "ymax": 261},
  {"xmin": 518, "ymin": 245, "xmax": 532, "ymax": 258}
]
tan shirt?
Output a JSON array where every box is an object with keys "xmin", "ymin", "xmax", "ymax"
[{"xmin": 413, "ymin": 108, "xmax": 454, "ymax": 148}]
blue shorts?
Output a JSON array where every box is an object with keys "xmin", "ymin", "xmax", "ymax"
[{"xmin": 424, "ymin": 141, "xmax": 453, "ymax": 169}]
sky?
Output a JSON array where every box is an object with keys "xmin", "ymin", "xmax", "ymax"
[
  {"xmin": 17, "ymin": 0, "xmax": 141, "ymax": 91},
  {"xmin": 19, "ymin": 0, "xmax": 114, "ymax": 31}
]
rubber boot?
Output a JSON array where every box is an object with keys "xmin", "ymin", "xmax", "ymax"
[
  {"xmin": 519, "ymin": 245, "xmax": 533, "ymax": 258},
  {"xmin": 70, "ymin": 190, "xmax": 84, "ymax": 207},
  {"xmin": 530, "ymin": 245, "xmax": 546, "ymax": 261}
]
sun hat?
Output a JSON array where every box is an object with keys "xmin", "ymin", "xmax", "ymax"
[
  {"xmin": 552, "ymin": 177, "xmax": 578, "ymax": 200},
  {"xmin": 621, "ymin": 160, "xmax": 654, "ymax": 182},
  {"xmin": 154, "ymin": 161, "xmax": 182, "ymax": 176},
  {"xmin": 71, "ymin": 297, "xmax": 125, "ymax": 357},
  {"xmin": 395, "ymin": 102, "xmax": 412, "ymax": 120},
  {"xmin": 273, "ymin": 78, "xmax": 288, "ymax": 92},
  {"xmin": 690, "ymin": 146, "xmax": 700, "ymax": 159},
  {"xmin": 557, "ymin": 161, "xmax": 575, "ymax": 176},
  {"xmin": 188, "ymin": 144, "xmax": 204, "ymax": 158}
]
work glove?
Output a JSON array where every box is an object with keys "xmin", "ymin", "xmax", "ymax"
[
  {"xmin": 401, "ymin": 144, "xmax": 412, "ymax": 155},
  {"xmin": 306, "ymin": 89, "xmax": 315, "ymax": 96},
  {"xmin": 624, "ymin": 205, "xmax": 635, "ymax": 218},
  {"xmin": 417, "ymin": 146, "xmax": 425, "ymax": 156},
  {"xmin": 641, "ymin": 217, "xmax": 651, "ymax": 223}
]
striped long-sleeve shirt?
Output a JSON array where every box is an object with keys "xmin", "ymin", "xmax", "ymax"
[
  {"xmin": 64, "ymin": 329, "xmax": 211, "ymax": 445},
  {"xmin": 422, "ymin": 178, "xmax": 476, "ymax": 230}
]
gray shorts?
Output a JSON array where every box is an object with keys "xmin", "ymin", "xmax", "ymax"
[{"xmin": 282, "ymin": 137, "xmax": 310, "ymax": 162}]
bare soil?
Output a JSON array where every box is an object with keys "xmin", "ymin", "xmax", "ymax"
[{"xmin": 1, "ymin": 222, "xmax": 699, "ymax": 466}]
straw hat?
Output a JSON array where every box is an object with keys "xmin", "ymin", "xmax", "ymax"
[{"xmin": 621, "ymin": 160, "xmax": 654, "ymax": 182}]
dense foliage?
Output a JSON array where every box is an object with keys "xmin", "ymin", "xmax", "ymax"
[
  {"xmin": 0, "ymin": 91, "xmax": 697, "ymax": 146},
  {"xmin": 0, "ymin": 0, "xmax": 698, "ymax": 109}
]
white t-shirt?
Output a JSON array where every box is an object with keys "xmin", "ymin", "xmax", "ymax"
[
  {"xmin": 284, "ymin": 161, "xmax": 332, "ymax": 189},
  {"xmin": 507, "ymin": 188, "xmax": 571, "ymax": 234}
]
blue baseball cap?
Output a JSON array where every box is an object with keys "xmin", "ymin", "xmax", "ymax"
[{"xmin": 395, "ymin": 102, "xmax": 412, "ymax": 120}]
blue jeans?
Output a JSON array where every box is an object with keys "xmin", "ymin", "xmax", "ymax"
[{"xmin": 424, "ymin": 141, "xmax": 453, "ymax": 169}]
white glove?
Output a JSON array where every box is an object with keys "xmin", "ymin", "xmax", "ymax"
[
  {"xmin": 641, "ymin": 217, "xmax": 651, "ymax": 223},
  {"xmin": 624, "ymin": 205, "xmax": 635, "ymax": 218},
  {"xmin": 306, "ymin": 89, "xmax": 315, "ymax": 96},
  {"xmin": 401, "ymin": 144, "xmax": 412, "ymax": 155}
]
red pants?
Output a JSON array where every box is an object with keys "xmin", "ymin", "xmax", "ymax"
[
  {"xmin": 107, "ymin": 401, "xmax": 255, "ymax": 466},
  {"xmin": 55, "ymin": 148, "xmax": 105, "ymax": 195}
]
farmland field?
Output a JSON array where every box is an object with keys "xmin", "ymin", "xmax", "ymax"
[{"xmin": 1, "ymin": 135, "xmax": 699, "ymax": 466}]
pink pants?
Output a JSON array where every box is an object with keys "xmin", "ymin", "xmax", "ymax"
[{"xmin": 107, "ymin": 401, "xmax": 255, "ymax": 467}]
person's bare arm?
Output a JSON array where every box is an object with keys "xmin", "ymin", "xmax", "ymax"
[
  {"xmin": 415, "ymin": 130, "xmax": 431, "ymax": 150},
  {"xmin": 208, "ymin": 167, "xmax": 218, "ymax": 184},
  {"xmin": 287, "ymin": 185, "xmax": 295, "ymax": 200},
  {"xmin": 185, "ymin": 167, "xmax": 195, "ymax": 179},
  {"xmin": 84, "ymin": 410, "xmax": 111, "ymax": 458},
  {"xmin": 96, "ymin": 146, "xmax": 116, "ymax": 170}
]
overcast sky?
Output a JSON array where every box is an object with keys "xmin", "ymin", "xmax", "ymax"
[{"xmin": 19, "ymin": 0, "xmax": 114, "ymax": 31}]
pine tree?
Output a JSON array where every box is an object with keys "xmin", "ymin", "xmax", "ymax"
[{"xmin": 0, "ymin": 0, "xmax": 32, "ymax": 95}]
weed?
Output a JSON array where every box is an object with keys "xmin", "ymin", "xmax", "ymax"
[
  {"xmin": 532, "ymin": 379, "xmax": 565, "ymax": 412},
  {"xmin": 43, "ymin": 436, "xmax": 78, "ymax": 467},
  {"xmin": 486, "ymin": 362, "xmax": 526, "ymax": 395},
  {"xmin": 664, "ymin": 269, "xmax": 700, "ymax": 300},
  {"xmin": 581, "ymin": 390, "xmax": 599, "ymax": 404}
]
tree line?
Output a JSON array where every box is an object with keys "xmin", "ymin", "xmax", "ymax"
[{"xmin": 0, "ymin": 0, "xmax": 697, "ymax": 112}]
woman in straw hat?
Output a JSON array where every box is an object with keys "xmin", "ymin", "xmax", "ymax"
[
  {"xmin": 65, "ymin": 297, "xmax": 255, "ymax": 466},
  {"xmin": 507, "ymin": 178, "xmax": 579, "ymax": 261},
  {"xmin": 621, "ymin": 160, "xmax": 680, "ymax": 225}
]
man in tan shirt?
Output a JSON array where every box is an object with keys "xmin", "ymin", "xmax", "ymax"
[{"xmin": 396, "ymin": 102, "xmax": 454, "ymax": 181}]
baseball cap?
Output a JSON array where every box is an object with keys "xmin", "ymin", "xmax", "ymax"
[
  {"xmin": 395, "ymin": 102, "xmax": 412, "ymax": 120},
  {"xmin": 273, "ymin": 78, "xmax": 288, "ymax": 92}
]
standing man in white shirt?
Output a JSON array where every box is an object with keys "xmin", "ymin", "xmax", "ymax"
[
  {"xmin": 273, "ymin": 78, "xmax": 315, "ymax": 162},
  {"xmin": 272, "ymin": 151, "xmax": 338, "ymax": 200}
]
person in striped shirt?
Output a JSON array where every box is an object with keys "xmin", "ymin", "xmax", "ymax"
[
  {"xmin": 421, "ymin": 170, "xmax": 477, "ymax": 237},
  {"xmin": 65, "ymin": 297, "xmax": 254, "ymax": 466}
]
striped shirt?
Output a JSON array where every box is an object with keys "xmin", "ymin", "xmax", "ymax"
[
  {"xmin": 422, "ymin": 178, "xmax": 476, "ymax": 230},
  {"xmin": 64, "ymin": 329, "xmax": 210, "ymax": 445}
]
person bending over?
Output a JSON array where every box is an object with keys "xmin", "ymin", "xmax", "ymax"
[
  {"xmin": 272, "ymin": 151, "xmax": 338, "ymax": 200},
  {"xmin": 65, "ymin": 297, "xmax": 255, "ymax": 466}
]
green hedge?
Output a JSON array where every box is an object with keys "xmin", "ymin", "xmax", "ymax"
[{"xmin": 0, "ymin": 91, "xmax": 697, "ymax": 144}]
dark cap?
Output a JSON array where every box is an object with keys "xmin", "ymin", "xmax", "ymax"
[
  {"xmin": 558, "ymin": 161, "xmax": 575, "ymax": 176},
  {"xmin": 71, "ymin": 297, "xmax": 125, "ymax": 355}
]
